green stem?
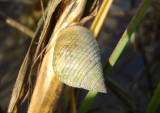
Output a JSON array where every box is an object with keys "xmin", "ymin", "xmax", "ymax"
[
  {"xmin": 78, "ymin": 0, "xmax": 152, "ymax": 113},
  {"xmin": 146, "ymin": 82, "xmax": 160, "ymax": 113}
]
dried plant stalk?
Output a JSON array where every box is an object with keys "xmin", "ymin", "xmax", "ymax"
[
  {"xmin": 0, "ymin": 12, "xmax": 34, "ymax": 38},
  {"xmin": 27, "ymin": 0, "xmax": 99, "ymax": 113},
  {"xmin": 7, "ymin": 0, "xmax": 99, "ymax": 113}
]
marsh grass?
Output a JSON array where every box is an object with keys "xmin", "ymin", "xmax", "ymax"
[{"xmin": 0, "ymin": 0, "xmax": 160, "ymax": 113}]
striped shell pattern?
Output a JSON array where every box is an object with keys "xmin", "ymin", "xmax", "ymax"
[{"xmin": 53, "ymin": 26, "xmax": 106, "ymax": 93}]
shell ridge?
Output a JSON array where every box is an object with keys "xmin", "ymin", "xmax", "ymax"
[
  {"xmin": 54, "ymin": 27, "xmax": 93, "ymax": 86},
  {"xmin": 53, "ymin": 26, "xmax": 106, "ymax": 93},
  {"xmin": 79, "ymin": 58, "xmax": 100, "ymax": 89},
  {"xmin": 64, "ymin": 34, "xmax": 91, "ymax": 84},
  {"xmin": 62, "ymin": 38, "xmax": 80, "ymax": 82},
  {"xmin": 64, "ymin": 40, "xmax": 91, "ymax": 84},
  {"xmin": 54, "ymin": 33, "xmax": 77, "ymax": 81},
  {"xmin": 68, "ymin": 33, "xmax": 95, "ymax": 85},
  {"xmin": 72, "ymin": 40, "xmax": 97, "ymax": 86},
  {"xmin": 77, "ymin": 49, "xmax": 99, "ymax": 86},
  {"xmin": 93, "ymin": 75, "xmax": 106, "ymax": 93},
  {"xmin": 90, "ymin": 65, "xmax": 103, "ymax": 90},
  {"xmin": 71, "ymin": 34, "xmax": 99, "ymax": 86}
]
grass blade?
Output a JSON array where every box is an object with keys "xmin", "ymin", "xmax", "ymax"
[
  {"xmin": 78, "ymin": 0, "xmax": 152, "ymax": 113},
  {"xmin": 146, "ymin": 82, "xmax": 160, "ymax": 113},
  {"xmin": 90, "ymin": 0, "xmax": 113, "ymax": 38}
]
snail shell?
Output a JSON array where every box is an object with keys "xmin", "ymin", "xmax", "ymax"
[{"xmin": 53, "ymin": 26, "xmax": 106, "ymax": 93}]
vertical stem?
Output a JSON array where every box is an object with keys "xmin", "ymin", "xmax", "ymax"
[
  {"xmin": 28, "ymin": 27, "xmax": 64, "ymax": 113},
  {"xmin": 90, "ymin": 0, "xmax": 113, "ymax": 38},
  {"xmin": 28, "ymin": 75, "xmax": 64, "ymax": 113},
  {"xmin": 0, "ymin": 12, "xmax": 34, "ymax": 38},
  {"xmin": 78, "ymin": 0, "xmax": 152, "ymax": 113},
  {"xmin": 28, "ymin": 1, "xmax": 88, "ymax": 113},
  {"xmin": 70, "ymin": 88, "xmax": 77, "ymax": 113},
  {"xmin": 105, "ymin": 0, "xmax": 152, "ymax": 76},
  {"xmin": 146, "ymin": 83, "xmax": 160, "ymax": 113}
]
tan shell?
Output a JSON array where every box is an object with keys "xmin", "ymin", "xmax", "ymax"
[{"xmin": 53, "ymin": 26, "xmax": 106, "ymax": 93}]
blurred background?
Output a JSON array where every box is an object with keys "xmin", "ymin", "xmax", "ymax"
[{"xmin": 0, "ymin": 0, "xmax": 160, "ymax": 113}]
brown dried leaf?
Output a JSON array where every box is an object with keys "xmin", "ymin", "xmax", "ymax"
[
  {"xmin": 8, "ymin": 0, "xmax": 99, "ymax": 113},
  {"xmin": 80, "ymin": 0, "xmax": 99, "ymax": 25},
  {"xmin": 7, "ymin": 0, "xmax": 62, "ymax": 112},
  {"xmin": 28, "ymin": 0, "xmax": 98, "ymax": 113}
]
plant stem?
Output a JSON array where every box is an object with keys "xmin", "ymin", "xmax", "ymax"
[
  {"xmin": 146, "ymin": 82, "xmax": 160, "ymax": 113},
  {"xmin": 70, "ymin": 88, "xmax": 77, "ymax": 113},
  {"xmin": 107, "ymin": 0, "xmax": 152, "ymax": 70},
  {"xmin": 0, "ymin": 12, "xmax": 34, "ymax": 38},
  {"xmin": 90, "ymin": 0, "xmax": 113, "ymax": 38},
  {"xmin": 78, "ymin": 0, "xmax": 152, "ymax": 113}
]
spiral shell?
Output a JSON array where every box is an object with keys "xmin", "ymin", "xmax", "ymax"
[{"xmin": 53, "ymin": 26, "xmax": 106, "ymax": 93}]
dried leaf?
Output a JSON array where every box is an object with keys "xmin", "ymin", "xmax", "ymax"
[
  {"xmin": 8, "ymin": 0, "xmax": 99, "ymax": 113},
  {"xmin": 80, "ymin": 0, "xmax": 99, "ymax": 25},
  {"xmin": 7, "ymin": 0, "xmax": 62, "ymax": 112}
]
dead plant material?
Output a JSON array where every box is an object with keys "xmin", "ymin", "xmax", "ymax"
[
  {"xmin": 0, "ymin": 12, "xmax": 34, "ymax": 38},
  {"xmin": 8, "ymin": 0, "xmax": 99, "ymax": 113}
]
